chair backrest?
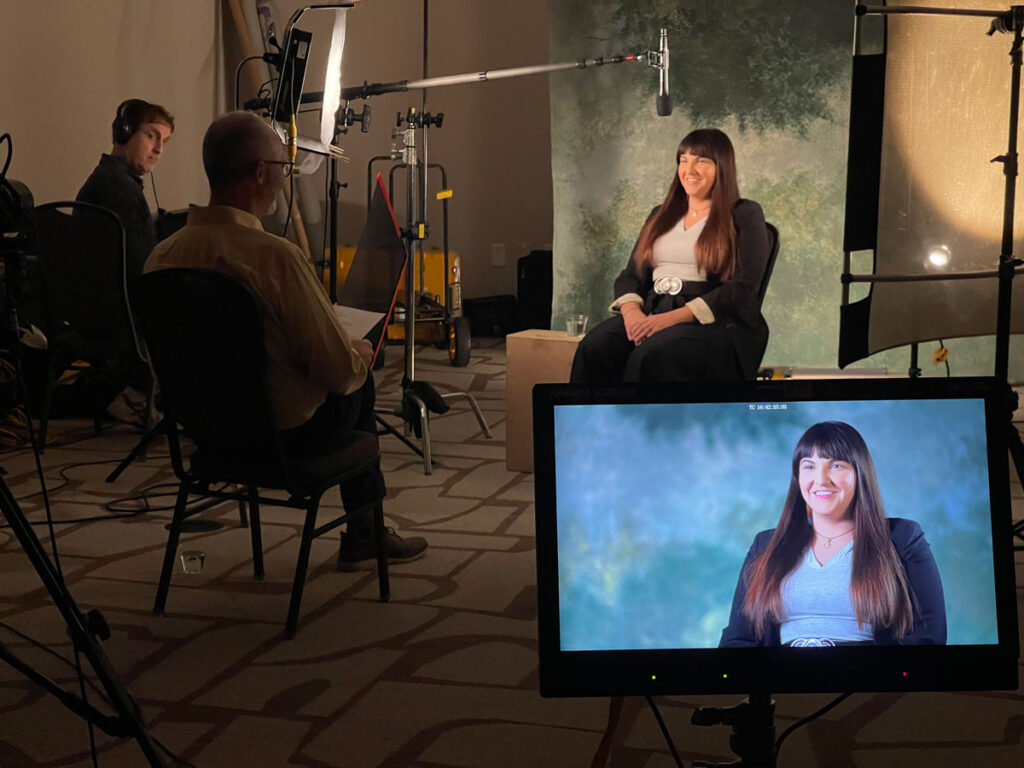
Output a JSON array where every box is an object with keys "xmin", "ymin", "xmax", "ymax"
[
  {"xmin": 137, "ymin": 268, "xmax": 281, "ymax": 464},
  {"xmin": 32, "ymin": 201, "xmax": 140, "ymax": 351},
  {"xmin": 758, "ymin": 222, "xmax": 780, "ymax": 308}
]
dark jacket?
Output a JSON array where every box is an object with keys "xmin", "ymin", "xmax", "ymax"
[
  {"xmin": 719, "ymin": 517, "xmax": 947, "ymax": 646},
  {"xmin": 76, "ymin": 153, "xmax": 156, "ymax": 285},
  {"xmin": 612, "ymin": 199, "xmax": 771, "ymax": 379}
]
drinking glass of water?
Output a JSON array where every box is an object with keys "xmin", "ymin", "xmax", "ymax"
[{"xmin": 565, "ymin": 314, "xmax": 588, "ymax": 337}]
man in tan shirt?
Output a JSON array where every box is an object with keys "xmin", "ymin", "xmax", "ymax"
[{"xmin": 146, "ymin": 111, "xmax": 426, "ymax": 569}]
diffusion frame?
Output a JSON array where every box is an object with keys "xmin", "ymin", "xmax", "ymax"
[{"xmin": 840, "ymin": 1, "xmax": 1024, "ymax": 372}]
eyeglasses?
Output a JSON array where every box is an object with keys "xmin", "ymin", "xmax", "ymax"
[{"xmin": 260, "ymin": 159, "xmax": 293, "ymax": 177}]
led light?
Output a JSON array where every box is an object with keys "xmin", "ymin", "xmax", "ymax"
[{"xmin": 926, "ymin": 245, "xmax": 951, "ymax": 268}]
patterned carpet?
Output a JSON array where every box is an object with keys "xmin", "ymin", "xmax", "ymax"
[{"xmin": 1, "ymin": 339, "xmax": 1022, "ymax": 768}]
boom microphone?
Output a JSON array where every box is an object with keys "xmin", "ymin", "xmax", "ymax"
[{"xmin": 656, "ymin": 28, "xmax": 672, "ymax": 117}]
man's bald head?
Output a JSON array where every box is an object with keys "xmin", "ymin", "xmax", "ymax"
[{"xmin": 202, "ymin": 111, "xmax": 284, "ymax": 193}]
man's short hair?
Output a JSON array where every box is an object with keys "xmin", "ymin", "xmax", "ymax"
[
  {"xmin": 202, "ymin": 112, "xmax": 275, "ymax": 191},
  {"xmin": 112, "ymin": 99, "xmax": 175, "ymax": 144}
]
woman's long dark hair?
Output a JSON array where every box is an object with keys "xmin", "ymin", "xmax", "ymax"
[
  {"xmin": 632, "ymin": 128, "xmax": 741, "ymax": 278},
  {"xmin": 741, "ymin": 421, "xmax": 915, "ymax": 641}
]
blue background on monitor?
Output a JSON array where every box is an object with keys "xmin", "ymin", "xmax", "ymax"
[{"xmin": 553, "ymin": 398, "xmax": 997, "ymax": 649}]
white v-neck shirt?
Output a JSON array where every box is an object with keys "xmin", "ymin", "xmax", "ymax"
[
  {"xmin": 779, "ymin": 541, "xmax": 874, "ymax": 645},
  {"xmin": 651, "ymin": 216, "xmax": 707, "ymax": 283}
]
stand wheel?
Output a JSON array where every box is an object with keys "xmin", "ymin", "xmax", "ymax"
[{"xmin": 448, "ymin": 316, "xmax": 471, "ymax": 367}]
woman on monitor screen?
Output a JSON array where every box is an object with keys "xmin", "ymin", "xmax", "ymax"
[
  {"xmin": 719, "ymin": 421, "xmax": 947, "ymax": 647},
  {"xmin": 569, "ymin": 128, "xmax": 771, "ymax": 384}
]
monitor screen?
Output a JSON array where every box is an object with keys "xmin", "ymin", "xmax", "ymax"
[
  {"xmin": 533, "ymin": 377, "xmax": 1019, "ymax": 697},
  {"xmin": 272, "ymin": 28, "xmax": 312, "ymax": 124}
]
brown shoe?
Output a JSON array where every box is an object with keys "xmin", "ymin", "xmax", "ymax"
[{"xmin": 337, "ymin": 527, "xmax": 427, "ymax": 571}]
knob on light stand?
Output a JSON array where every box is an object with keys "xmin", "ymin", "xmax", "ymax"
[{"xmin": 339, "ymin": 101, "xmax": 372, "ymax": 133}]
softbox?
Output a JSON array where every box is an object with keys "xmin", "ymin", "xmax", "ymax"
[{"xmin": 840, "ymin": 0, "xmax": 1024, "ymax": 367}]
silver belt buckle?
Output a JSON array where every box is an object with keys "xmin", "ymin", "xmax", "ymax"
[
  {"xmin": 789, "ymin": 637, "xmax": 837, "ymax": 648},
  {"xmin": 654, "ymin": 276, "xmax": 682, "ymax": 295}
]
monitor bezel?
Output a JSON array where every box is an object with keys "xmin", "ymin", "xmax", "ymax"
[{"xmin": 533, "ymin": 376, "xmax": 1020, "ymax": 697}]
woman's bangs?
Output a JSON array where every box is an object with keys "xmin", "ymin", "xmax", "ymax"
[{"xmin": 793, "ymin": 426, "xmax": 854, "ymax": 468}]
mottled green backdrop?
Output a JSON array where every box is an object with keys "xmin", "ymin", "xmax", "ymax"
[{"xmin": 548, "ymin": 0, "xmax": 1024, "ymax": 375}]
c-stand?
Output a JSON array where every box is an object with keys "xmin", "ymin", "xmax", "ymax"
[{"xmin": 366, "ymin": 106, "xmax": 493, "ymax": 474}]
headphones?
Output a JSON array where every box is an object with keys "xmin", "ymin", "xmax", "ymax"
[{"xmin": 112, "ymin": 99, "xmax": 144, "ymax": 145}]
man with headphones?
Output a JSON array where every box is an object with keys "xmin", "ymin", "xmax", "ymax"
[
  {"xmin": 76, "ymin": 99, "xmax": 173, "ymax": 424},
  {"xmin": 76, "ymin": 99, "xmax": 174, "ymax": 283}
]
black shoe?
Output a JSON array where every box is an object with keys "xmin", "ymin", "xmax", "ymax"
[{"xmin": 337, "ymin": 527, "xmax": 428, "ymax": 571}]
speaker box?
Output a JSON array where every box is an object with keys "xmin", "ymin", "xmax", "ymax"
[{"xmin": 515, "ymin": 249, "xmax": 552, "ymax": 331}]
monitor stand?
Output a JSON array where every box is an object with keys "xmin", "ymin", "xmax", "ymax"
[{"xmin": 692, "ymin": 693, "xmax": 777, "ymax": 767}]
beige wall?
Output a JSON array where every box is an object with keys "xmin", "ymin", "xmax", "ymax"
[{"xmin": 0, "ymin": 0, "xmax": 223, "ymax": 211}]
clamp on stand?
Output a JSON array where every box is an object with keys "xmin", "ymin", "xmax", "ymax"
[{"xmin": 691, "ymin": 693, "xmax": 778, "ymax": 768}]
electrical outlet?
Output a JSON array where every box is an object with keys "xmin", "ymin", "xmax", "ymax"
[{"xmin": 491, "ymin": 243, "xmax": 506, "ymax": 267}]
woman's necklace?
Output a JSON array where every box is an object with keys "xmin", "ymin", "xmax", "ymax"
[
  {"xmin": 813, "ymin": 525, "xmax": 855, "ymax": 549},
  {"xmin": 687, "ymin": 204, "xmax": 712, "ymax": 218}
]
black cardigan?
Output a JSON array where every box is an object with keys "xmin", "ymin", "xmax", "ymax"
[
  {"xmin": 612, "ymin": 199, "xmax": 770, "ymax": 379},
  {"xmin": 719, "ymin": 517, "xmax": 948, "ymax": 647}
]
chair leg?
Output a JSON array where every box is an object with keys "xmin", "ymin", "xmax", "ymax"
[
  {"xmin": 238, "ymin": 497, "xmax": 249, "ymax": 528},
  {"xmin": 286, "ymin": 499, "xmax": 321, "ymax": 638},
  {"xmin": 248, "ymin": 486, "xmax": 264, "ymax": 581},
  {"xmin": 373, "ymin": 502, "xmax": 391, "ymax": 602},
  {"xmin": 154, "ymin": 485, "xmax": 189, "ymax": 615}
]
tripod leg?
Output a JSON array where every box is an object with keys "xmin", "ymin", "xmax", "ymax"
[
  {"xmin": 405, "ymin": 392, "xmax": 433, "ymax": 475},
  {"xmin": 0, "ymin": 477, "xmax": 170, "ymax": 767},
  {"xmin": 105, "ymin": 417, "xmax": 167, "ymax": 483},
  {"xmin": 441, "ymin": 391, "xmax": 493, "ymax": 438},
  {"xmin": 374, "ymin": 412, "xmax": 428, "ymax": 458}
]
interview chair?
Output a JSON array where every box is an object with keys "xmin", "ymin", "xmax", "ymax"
[
  {"xmin": 137, "ymin": 267, "xmax": 390, "ymax": 639},
  {"xmin": 753, "ymin": 222, "xmax": 781, "ymax": 378},
  {"xmin": 32, "ymin": 201, "xmax": 155, "ymax": 447},
  {"xmin": 759, "ymin": 222, "xmax": 780, "ymax": 308}
]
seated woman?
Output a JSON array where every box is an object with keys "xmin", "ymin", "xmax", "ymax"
[
  {"xmin": 720, "ymin": 421, "xmax": 947, "ymax": 647},
  {"xmin": 570, "ymin": 128, "xmax": 770, "ymax": 384}
]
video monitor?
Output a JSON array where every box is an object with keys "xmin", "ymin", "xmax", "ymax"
[
  {"xmin": 533, "ymin": 377, "xmax": 1019, "ymax": 697},
  {"xmin": 272, "ymin": 28, "xmax": 312, "ymax": 124}
]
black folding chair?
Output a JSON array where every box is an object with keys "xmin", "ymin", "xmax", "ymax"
[
  {"xmin": 759, "ymin": 222, "xmax": 780, "ymax": 308},
  {"xmin": 138, "ymin": 267, "xmax": 390, "ymax": 639},
  {"xmin": 32, "ymin": 201, "xmax": 154, "ymax": 447}
]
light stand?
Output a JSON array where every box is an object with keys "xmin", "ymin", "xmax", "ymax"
[{"xmin": 367, "ymin": 106, "xmax": 492, "ymax": 475}]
